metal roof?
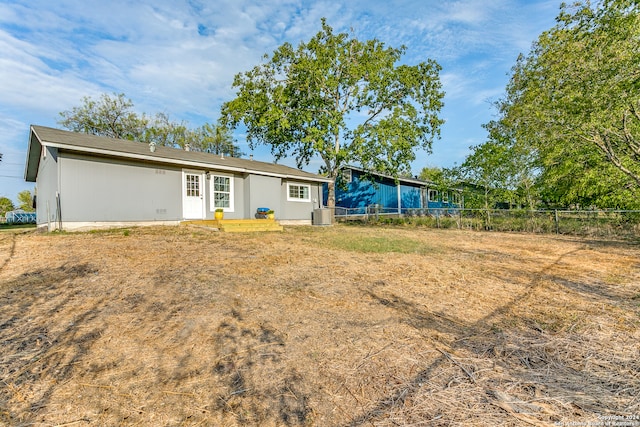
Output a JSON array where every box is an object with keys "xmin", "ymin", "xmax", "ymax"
[
  {"xmin": 342, "ymin": 165, "xmax": 435, "ymax": 187},
  {"xmin": 25, "ymin": 125, "xmax": 332, "ymax": 183}
]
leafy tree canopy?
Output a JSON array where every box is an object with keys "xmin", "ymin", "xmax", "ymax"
[
  {"xmin": 457, "ymin": 140, "xmax": 521, "ymax": 209},
  {"xmin": 489, "ymin": 0, "xmax": 640, "ymax": 208},
  {"xmin": 197, "ymin": 123, "xmax": 244, "ymax": 157},
  {"xmin": 221, "ymin": 19, "xmax": 444, "ymax": 206},
  {"xmin": 418, "ymin": 166, "xmax": 445, "ymax": 184},
  {"xmin": 59, "ymin": 93, "xmax": 242, "ymax": 156},
  {"xmin": 0, "ymin": 197, "xmax": 14, "ymax": 217},
  {"xmin": 418, "ymin": 166, "xmax": 459, "ymax": 192},
  {"xmin": 59, "ymin": 93, "xmax": 148, "ymax": 140},
  {"xmin": 17, "ymin": 190, "xmax": 35, "ymax": 212}
]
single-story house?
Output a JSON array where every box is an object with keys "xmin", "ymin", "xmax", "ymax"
[
  {"xmin": 324, "ymin": 166, "xmax": 463, "ymax": 215},
  {"xmin": 24, "ymin": 125, "xmax": 331, "ymax": 230}
]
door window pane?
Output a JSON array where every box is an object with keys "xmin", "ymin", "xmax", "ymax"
[{"xmin": 186, "ymin": 174, "xmax": 200, "ymax": 197}]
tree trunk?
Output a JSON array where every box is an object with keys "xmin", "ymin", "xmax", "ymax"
[
  {"xmin": 326, "ymin": 177, "xmax": 336, "ymax": 209},
  {"xmin": 484, "ymin": 186, "xmax": 490, "ymax": 211}
]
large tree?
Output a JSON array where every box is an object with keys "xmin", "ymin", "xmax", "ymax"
[
  {"xmin": 419, "ymin": 166, "xmax": 458, "ymax": 193},
  {"xmin": 143, "ymin": 112, "xmax": 190, "ymax": 148},
  {"xmin": 492, "ymin": 0, "xmax": 640, "ymax": 208},
  {"xmin": 17, "ymin": 190, "xmax": 35, "ymax": 212},
  {"xmin": 221, "ymin": 19, "xmax": 444, "ymax": 207},
  {"xmin": 59, "ymin": 93, "xmax": 149, "ymax": 140},
  {"xmin": 457, "ymin": 140, "xmax": 519, "ymax": 210},
  {"xmin": 0, "ymin": 197, "xmax": 14, "ymax": 217},
  {"xmin": 196, "ymin": 123, "xmax": 244, "ymax": 157},
  {"xmin": 59, "ymin": 93, "xmax": 243, "ymax": 156}
]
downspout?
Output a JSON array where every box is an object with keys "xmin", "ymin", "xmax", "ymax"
[
  {"xmin": 397, "ymin": 184, "xmax": 401, "ymax": 215},
  {"xmin": 57, "ymin": 150, "xmax": 62, "ymax": 231},
  {"xmin": 56, "ymin": 192, "xmax": 62, "ymax": 231}
]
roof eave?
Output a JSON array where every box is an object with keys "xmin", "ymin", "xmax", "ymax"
[
  {"xmin": 24, "ymin": 126, "xmax": 42, "ymax": 182},
  {"xmin": 344, "ymin": 165, "xmax": 432, "ymax": 186},
  {"xmin": 39, "ymin": 140, "xmax": 332, "ymax": 183}
]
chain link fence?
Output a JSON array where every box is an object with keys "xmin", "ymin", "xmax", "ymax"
[{"xmin": 333, "ymin": 207, "xmax": 640, "ymax": 238}]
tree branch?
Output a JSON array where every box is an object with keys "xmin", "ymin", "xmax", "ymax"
[{"xmin": 593, "ymin": 131, "xmax": 640, "ymax": 187}]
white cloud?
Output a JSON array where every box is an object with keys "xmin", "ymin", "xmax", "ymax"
[
  {"xmin": 0, "ymin": 116, "xmax": 35, "ymax": 199},
  {"xmin": 446, "ymin": 0, "xmax": 495, "ymax": 24},
  {"xmin": 0, "ymin": 0, "xmax": 561, "ymax": 195},
  {"xmin": 0, "ymin": 31, "xmax": 100, "ymax": 116}
]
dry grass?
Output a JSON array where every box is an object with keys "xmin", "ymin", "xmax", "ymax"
[{"xmin": 0, "ymin": 225, "xmax": 639, "ymax": 426}]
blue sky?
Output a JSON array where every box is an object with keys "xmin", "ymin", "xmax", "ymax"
[{"xmin": 0, "ymin": 0, "xmax": 560, "ymax": 203}]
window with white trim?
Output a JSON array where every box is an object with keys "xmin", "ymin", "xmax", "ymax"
[
  {"xmin": 428, "ymin": 189, "xmax": 438, "ymax": 202},
  {"xmin": 287, "ymin": 183, "xmax": 311, "ymax": 202},
  {"xmin": 341, "ymin": 169, "xmax": 352, "ymax": 183},
  {"xmin": 210, "ymin": 174, "xmax": 234, "ymax": 211},
  {"xmin": 442, "ymin": 192, "xmax": 449, "ymax": 203}
]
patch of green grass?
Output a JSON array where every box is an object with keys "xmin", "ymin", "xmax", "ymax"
[
  {"xmin": 88, "ymin": 227, "xmax": 134, "ymax": 236},
  {"xmin": 320, "ymin": 233, "xmax": 436, "ymax": 254},
  {"xmin": 0, "ymin": 223, "xmax": 36, "ymax": 232}
]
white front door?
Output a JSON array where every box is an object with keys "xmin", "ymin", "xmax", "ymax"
[{"xmin": 182, "ymin": 171, "xmax": 205, "ymax": 219}]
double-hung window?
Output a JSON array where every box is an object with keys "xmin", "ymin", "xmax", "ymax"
[
  {"xmin": 211, "ymin": 174, "xmax": 234, "ymax": 211},
  {"xmin": 287, "ymin": 183, "xmax": 311, "ymax": 202}
]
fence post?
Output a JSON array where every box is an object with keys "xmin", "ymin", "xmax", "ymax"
[{"xmin": 554, "ymin": 210, "xmax": 559, "ymax": 234}]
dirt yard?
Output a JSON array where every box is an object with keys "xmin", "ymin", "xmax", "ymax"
[{"xmin": 0, "ymin": 225, "xmax": 639, "ymax": 426}]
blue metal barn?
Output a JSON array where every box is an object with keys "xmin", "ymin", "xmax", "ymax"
[{"xmin": 322, "ymin": 166, "xmax": 462, "ymax": 215}]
